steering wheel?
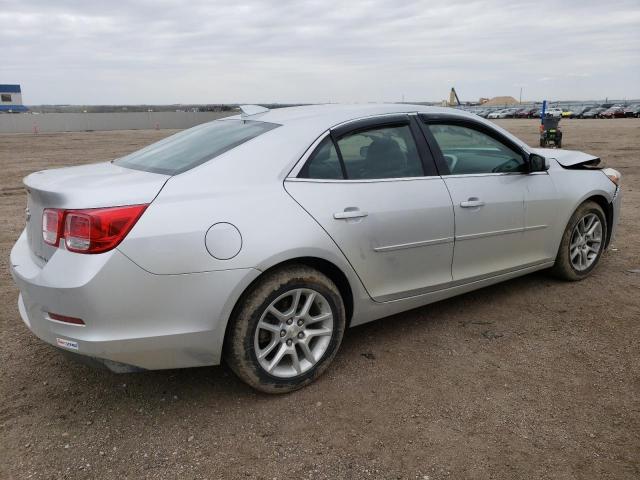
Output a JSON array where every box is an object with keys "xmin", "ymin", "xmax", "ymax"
[
  {"xmin": 491, "ymin": 158, "xmax": 521, "ymax": 173},
  {"xmin": 443, "ymin": 154, "xmax": 458, "ymax": 173}
]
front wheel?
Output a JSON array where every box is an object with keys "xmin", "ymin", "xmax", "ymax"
[
  {"xmin": 224, "ymin": 265, "xmax": 346, "ymax": 393},
  {"xmin": 551, "ymin": 201, "xmax": 607, "ymax": 281}
]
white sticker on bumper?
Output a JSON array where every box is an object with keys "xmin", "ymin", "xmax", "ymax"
[{"xmin": 56, "ymin": 337, "xmax": 79, "ymax": 350}]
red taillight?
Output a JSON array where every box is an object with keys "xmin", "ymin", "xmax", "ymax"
[
  {"xmin": 48, "ymin": 312, "xmax": 85, "ymax": 325},
  {"xmin": 42, "ymin": 208, "xmax": 64, "ymax": 246},
  {"xmin": 42, "ymin": 204, "xmax": 148, "ymax": 254}
]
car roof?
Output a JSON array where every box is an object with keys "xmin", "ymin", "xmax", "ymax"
[
  {"xmin": 221, "ymin": 103, "xmax": 478, "ymax": 131},
  {"xmin": 191, "ymin": 103, "xmax": 530, "ymax": 180}
]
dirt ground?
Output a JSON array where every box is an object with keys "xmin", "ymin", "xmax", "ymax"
[{"xmin": 1, "ymin": 119, "xmax": 639, "ymax": 480}]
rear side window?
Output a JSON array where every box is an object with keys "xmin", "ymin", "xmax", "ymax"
[
  {"xmin": 338, "ymin": 125, "xmax": 423, "ymax": 180},
  {"xmin": 299, "ymin": 124, "xmax": 424, "ymax": 180},
  {"xmin": 115, "ymin": 120, "xmax": 279, "ymax": 175},
  {"xmin": 298, "ymin": 137, "xmax": 343, "ymax": 179}
]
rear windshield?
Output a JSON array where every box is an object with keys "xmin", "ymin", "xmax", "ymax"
[{"xmin": 114, "ymin": 119, "xmax": 279, "ymax": 175}]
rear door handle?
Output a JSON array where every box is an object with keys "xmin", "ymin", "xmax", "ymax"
[
  {"xmin": 333, "ymin": 209, "xmax": 368, "ymax": 220},
  {"xmin": 460, "ymin": 198, "xmax": 485, "ymax": 208}
]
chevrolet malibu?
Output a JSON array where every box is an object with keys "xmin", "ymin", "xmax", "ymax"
[{"xmin": 10, "ymin": 104, "xmax": 622, "ymax": 393}]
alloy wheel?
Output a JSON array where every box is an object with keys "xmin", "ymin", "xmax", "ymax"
[
  {"xmin": 569, "ymin": 213, "xmax": 602, "ymax": 271},
  {"xmin": 253, "ymin": 288, "xmax": 334, "ymax": 378}
]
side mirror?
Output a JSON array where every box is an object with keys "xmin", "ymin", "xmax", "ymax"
[{"xmin": 529, "ymin": 153, "xmax": 549, "ymax": 172}]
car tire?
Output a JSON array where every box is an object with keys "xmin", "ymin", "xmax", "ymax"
[
  {"xmin": 551, "ymin": 201, "xmax": 607, "ymax": 281},
  {"xmin": 224, "ymin": 265, "xmax": 346, "ymax": 393}
]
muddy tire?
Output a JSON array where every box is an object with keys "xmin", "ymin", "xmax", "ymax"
[
  {"xmin": 224, "ymin": 265, "xmax": 346, "ymax": 394},
  {"xmin": 551, "ymin": 201, "xmax": 607, "ymax": 281}
]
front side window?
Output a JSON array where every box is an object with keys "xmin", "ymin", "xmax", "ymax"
[
  {"xmin": 115, "ymin": 120, "xmax": 279, "ymax": 175},
  {"xmin": 1, "ymin": 94, "xmax": 11, "ymax": 102},
  {"xmin": 427, "ymin": 124, "xmax": 525, "ymax": 175}
]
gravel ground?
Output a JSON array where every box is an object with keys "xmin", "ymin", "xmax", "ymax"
[{"xmin": 1, "ymin": 119, "xmax": 639, "ymax": 479}]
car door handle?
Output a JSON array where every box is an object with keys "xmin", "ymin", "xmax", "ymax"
[
  {"xmin": 333, "ymin": 209, "xmax": 368, "ymax": 220},
  {"xmin": 460, "ymin": 199, "xmax": 485, "ymax": 208}
]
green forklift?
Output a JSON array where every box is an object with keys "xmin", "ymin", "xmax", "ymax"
[{"xmin": 539, "ymin": 114, "xmax": 562, "ymax": 148}]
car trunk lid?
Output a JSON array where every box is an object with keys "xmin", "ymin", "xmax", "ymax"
[{"xmin": 24, "ymin": 162, "xmax": 169, "ymax": 264}]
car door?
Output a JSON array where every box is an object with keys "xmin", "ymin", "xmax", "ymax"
[
  {"xmin": 285, "ymin": 115, "xmax": 455, "ymax": 302},
  {"xmin": 419, "ymin": 115, "xmax": 557, "ymax": 282}
]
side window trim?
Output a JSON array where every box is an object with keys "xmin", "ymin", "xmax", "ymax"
[
  {"xmin": 331, "ymin": 114, "xmax": 411, "ymax": 139},
  {"xmin": 332, "ymin": 119, "xmax": 425, "ymax": 180},
  {"xmin": 295, "ymin": 114, "xmax": 444, "ymax": 181},
  {"xmin": 297, "ymin": 133, "xmax": 345, "ymax": 180},
  {"xmin": 408, "ymin": 115, "xmax": 439, "ymax": 177},
  {"xmin": 417, "ymin": 115, "xmax": 530, "ymax": 176},
  {"xmin": 330, "ymin": 133, "xmax": 348, "ymax": 179},
  {"xmin": 331, "ymin": 114, "xmax": 440, "ymax": 179}
]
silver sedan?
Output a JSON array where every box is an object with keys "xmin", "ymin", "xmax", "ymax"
[{"xmin": 10, "ymin": 104, "xmax": 622, "ymax": 392}]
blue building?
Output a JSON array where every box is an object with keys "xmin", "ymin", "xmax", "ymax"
[{"xmin": 0, "ymin": 84, "xmax": 28, "ymax": 112}]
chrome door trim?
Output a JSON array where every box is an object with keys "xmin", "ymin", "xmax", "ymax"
[
  {"xmin": 373, "ymin": 236, "xmax": 454, "ymax": 253},
  {"xmin": 455, "ymin": 224, "xmax": 548, "ymax": 241},
  {"xmin": 285, "ymin": 176, "xmax": 442, "ymax": 184},
  {"xmin": 441, "ymin": 171, "xmax": 549, "ymax": 179}
]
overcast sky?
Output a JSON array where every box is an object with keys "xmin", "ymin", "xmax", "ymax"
[{"xmin": 3, "ymin": 0, "xmax": 639, "ymax": 105}]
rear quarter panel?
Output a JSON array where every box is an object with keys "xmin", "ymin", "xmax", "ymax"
[{"xmin": 116, "ymin": 126, "xmax": 370, "ymax": 313}]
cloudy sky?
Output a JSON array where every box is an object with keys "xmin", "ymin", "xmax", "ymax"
[{"xmin": 3, "ymin": 0, "xmax": 639, "ymax": 105}]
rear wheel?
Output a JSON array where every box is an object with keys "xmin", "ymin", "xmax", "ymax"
[
  {"xmin": 224, "ymin": 265, "xmax": 346, "ymax": 393},
  {"xmin": 551, "ymin": 201, "xmax": 607, "ymax": 281}
]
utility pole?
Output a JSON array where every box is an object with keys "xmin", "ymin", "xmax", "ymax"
[{"xmin": 519, "ymin": 87, "xmax": 523, "ymax": 104}]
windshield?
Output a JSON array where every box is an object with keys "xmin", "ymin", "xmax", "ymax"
[{"xmin": 114, "ymin": 119, "xmax": 279, "ymax": 175}]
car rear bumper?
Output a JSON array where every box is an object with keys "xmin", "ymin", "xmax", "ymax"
[{"xmin": 10, "ymin": 229, "xmax": 260, "ymax": 371}]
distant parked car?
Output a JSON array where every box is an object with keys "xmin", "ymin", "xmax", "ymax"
[
  {"xmin": 514, "ymin": 108, "xmax": 527, "ymax": 118},
  {"xmin": 582, "ymin": 107, "xmax": 606, "ymax": 119},
  {"xmin": 561, "ymin": 107, "xmax": 574, "ymax": 118},
  {"xmin": 570, "ymin": 106, "xmax": 594, "ymax": 118},
  {"xmin": 601, "ymin": 106, "xmax": 626, "ymax": 119},
  {"xmin": 623, "ymin": 104, "xmax": 640, "ymax": 118},
  {"xmin": 501, "ymin": 108, "xmax": 519, "ymax": 118},
  {"xmin": 545, "ymin": 107, "xmax": 563, "ymax": 118},
  {"xmin": 489, "ymin": 108, "xmax": 519, "ymax": 119},
  {"xmin": 562, "ymin": 106, "xmax": 590, "ymax": 118},
  {"xmin": 515, "ymin": 108, "xmax": 533, "ymax": 118}
]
